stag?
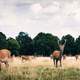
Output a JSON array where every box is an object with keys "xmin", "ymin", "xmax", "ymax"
[
  {"xmin": 52, "ymin": 40, "xmax": 66, "ymax": 67},
  {"xmin": 52, "ymin": 50, "xmax": 62, "ymax": 67}
]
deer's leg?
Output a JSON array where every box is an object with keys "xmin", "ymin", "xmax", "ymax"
[
  {"xmin": 60, "ymin": 59, "xmax": 62, "ymax": 67},
  {"xmin": 53, "ymin": 58, "xmax": 56, "ymax": 66},
  {"xmin": 5, "ymin": 61, "xmax": 9, "ymax": 68},
  {"xmin": 56, "ymin": 59, "xmax": 58, "ymax": 68},
  {"xmin": 54, "ymin": 59, "xmax": 56, "ymax": 66},
  {"xmin": 0, "ymin": 62, "xmax": 1, "ymax": 71}
]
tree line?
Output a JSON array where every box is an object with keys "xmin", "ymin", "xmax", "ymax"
[{"xmin": 0, "ymin": 32, "xmax": 80, "ymax": 56}]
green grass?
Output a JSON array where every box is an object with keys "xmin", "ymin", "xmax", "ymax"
[{"xmin": 0, "ymin": 67, "xmax": 80, "ymax": 80}]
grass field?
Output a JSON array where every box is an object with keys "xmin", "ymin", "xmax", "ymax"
[{"xmin": 0, "ymin": 56, "xmax": 80, "ymax": 80}]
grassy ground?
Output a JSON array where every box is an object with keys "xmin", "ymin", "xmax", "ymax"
[
  {"xmin": 0, "ymin": 66, "xmax": 80, "ymax": 80},
  {"xmin": 0, "ymin": 56, "xmax": 80, "ymax": 80}
]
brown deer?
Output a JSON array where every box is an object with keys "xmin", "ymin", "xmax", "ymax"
[
  {"xmin": 51, "ymin": 40, "xmax": 66, "ymax": 67},
  {"xmin": 21, "ymin": 56, "xmax": 30, "ymax": 61},
  {"xmin": 52, "ymin": 50, "xmax": 62, "ymax": 67},
  {"xmin": 0, "ymin": 49, "xmax": 11, "ymax": 70}
]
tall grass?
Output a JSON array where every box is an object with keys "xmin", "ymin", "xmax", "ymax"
[{"xmin": 0, "ymin": 66, "xmax": 80, "ymax": 80}]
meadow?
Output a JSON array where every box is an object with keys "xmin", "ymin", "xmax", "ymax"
[{"xmin": 0, "ymin": 56, "xmax": 80, "ymax": 80}]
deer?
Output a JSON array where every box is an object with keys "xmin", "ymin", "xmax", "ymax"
[
  {"xmin": 51, "ymin": 40, "xmax": 66, "ymax": 67},
  {"xmin": 75, "ymin": 55, "xmax": 78, "ymax": 61},
  {"xmin": 21, "ymin": 56, "xmax": 31, "ymax": 62},
  {"xmin": 0, "ymin": 49, "xmax": 11, "ymax": 70}
]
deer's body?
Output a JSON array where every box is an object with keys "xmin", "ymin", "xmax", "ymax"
[
  {"xmin": 0, "ymin": 49, "xmax": 11, "ymax": 70},
  {"xmin": 52, "ymin": 50, "xmax": 62, "ymax": 67}
]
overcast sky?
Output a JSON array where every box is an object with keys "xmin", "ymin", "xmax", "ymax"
[{"xmin": 0, "ymin": 0, "xmax": 80, "ymax": 39}]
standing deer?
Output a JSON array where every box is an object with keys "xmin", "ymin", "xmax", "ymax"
[
  {"xmin": 52, "ymin": 40, "xmax": 66, "ymax": 67},
  {"xmin": 52, "ymin": 50, "xmax": 62, "ymax": 67}
]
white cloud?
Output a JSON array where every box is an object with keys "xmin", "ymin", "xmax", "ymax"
[
  {"xmin": 30, "ymin": 3, "xmax": 42, "ymax": 14},
  {"xmin": 42, "ymin": 1, "xmax": 60, "ymax": 14},
  {"xmin": 0, "ymin": 0, "xmax": 80, "ymax": 39}
]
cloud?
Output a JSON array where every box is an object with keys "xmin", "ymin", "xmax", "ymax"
[
  {"xmin": 0, "ymin": 0, "xmax": 80, "ymax": 38},
  {"xmin": 30, "ymin": 3, "xmax": 42, "ymax": 14}
]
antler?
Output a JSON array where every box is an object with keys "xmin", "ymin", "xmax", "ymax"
[{"xmin": 59, "ymin": 39, "xmax": 67, "ymax": 53}]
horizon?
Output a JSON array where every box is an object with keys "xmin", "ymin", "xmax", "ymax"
[
  {"xmin": 1, "ymin": 31, "xmax": 80, "ymax": 39},
  {"xmin": 0, "ymin": 0, "xmax": 80, "ymax": 39}
]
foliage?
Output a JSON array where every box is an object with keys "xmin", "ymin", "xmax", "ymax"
[
  {"xmin": 0, "ymin": 31, "xmax": 80, "ymax": 56},
  {"xmin": 7, "ymin": 37, "xmax": 20, "ymax": 56},
  {"xmin": 16, "ymin": 32, "xmax": 33, "ymax": 55},
  {"xmin": 61, "ymin": 34, "xmax": 75, "ymax": 56},
  {"xmin": 33, "ymin": 32, "xmax": 59, "ymax": 56},
  {"xmin": 0, "ymin": 32, "xmax": 8, "ymax": 49},
  {"xmin": 75, "ymin": 36, "xmax": 80, "ymax": 55}
]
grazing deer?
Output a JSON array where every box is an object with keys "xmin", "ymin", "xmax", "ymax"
[
  {"xmin": 21, "ymin": 56, "xmax": 30, "ymax": 61},
  {"xmin": 52, "ymin": 40, "xmax": 66, "ymax": 67}
]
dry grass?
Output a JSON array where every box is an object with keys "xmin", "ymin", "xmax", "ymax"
[
  {"xmin": 7, "ymin": 56, "xmax": 80, "ymax": 69},
  {"xmin": 0, "ymin": 56, "xmax": 80, "ymax": 80}
]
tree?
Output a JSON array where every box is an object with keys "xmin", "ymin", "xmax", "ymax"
[
  {"xmin": 16, "ymin": 32, "xmax": 33, "ymax": 55},
  {"xmin": 75, "ymin": 36, "xmax": 80, "ymax": 55},
  {"xmin": 7, "ymin": 37, "xmax": 20, "ymax": 56},
  {"xmin": 33, "ymin": 32, "xmax": 59, "ymax": 56},
  {"xmin": 0, "ymin": 32, "xmax": 8, "ymax": 49},
  {"xmin": 61, "ymin": 34, "xmax": 75, "ymax": 56}
]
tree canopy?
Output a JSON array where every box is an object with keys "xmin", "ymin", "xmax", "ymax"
[
  {"xmin": 0, "ymin": 32, "xmax": 80, "ymax": 56},
  {"xmin": 0, "ymin": 32, "xmax": 8, "ymax": 49},
  {"xmin": 33, "ymin": 32, "xmax": 59, "ymax": 56},
  {"xmin": 16, "ymin": 32, "xmax": 33, "ymax": 55},
  {"xmin": 7, "ymin": 37, "xmax": 20, "ymax": 56},
  {"xmin": 61, "ymin": 34, "xmax": 75, "ymax": 56}
]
